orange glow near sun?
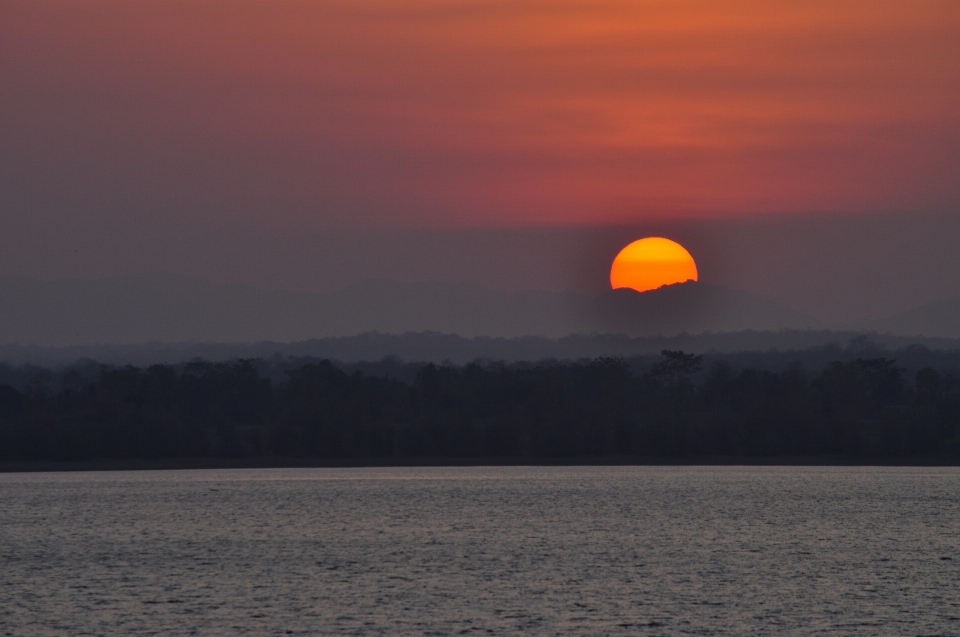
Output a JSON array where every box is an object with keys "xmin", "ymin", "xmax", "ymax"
[{"xmin": 610, "ymin": 237, "xmax": 698, "ymax": 293}]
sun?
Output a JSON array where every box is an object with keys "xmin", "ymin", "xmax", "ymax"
[{"xmin": 610, "ymin": 237, "xmax": 698, "ymax": 293}]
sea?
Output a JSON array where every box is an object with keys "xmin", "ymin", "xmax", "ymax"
[{"xmin": 2, "ymin": 466, "xmax": 959, "ymax": 636}]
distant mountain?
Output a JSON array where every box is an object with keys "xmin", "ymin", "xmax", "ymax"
[
  {"xmin": 868, "ymin": 295, "xmax": 960, "ymax": 338},
  {"xmin": 0, "ymin": 274, "xmax": 820, "ymax": 346},
  {"xmin": 324, "ymin": 280, "xmax": 586, "ymax": 337},
  {"xmin": 591, "ymin": 282, "xmax": 818, "ymax": 334},
  {"xmin": 6, "ymin": 330, "xmax": 960, "ymax": 369}
]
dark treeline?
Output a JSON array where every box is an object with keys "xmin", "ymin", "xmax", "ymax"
[{"xmin": 1, "ymin": 351, "xmax": 959, "ymax": 463}]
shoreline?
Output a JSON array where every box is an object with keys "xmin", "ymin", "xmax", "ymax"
[{"xmin": 2, "ymin": 455, "xmax": 960, "ymax": 473}]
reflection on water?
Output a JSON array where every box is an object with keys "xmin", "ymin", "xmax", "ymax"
[{"xmin": 2, "ymin": 466, "xmax": 959, "ymax": 636}]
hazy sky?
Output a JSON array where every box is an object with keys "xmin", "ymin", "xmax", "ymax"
[{"xmin": 2, "ymin": 0, "xmax": 960, "ymax": 322}]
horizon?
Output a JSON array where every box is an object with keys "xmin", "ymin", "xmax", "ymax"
[{"xmin": 2, "ymin": 274, "xmax": 960, "ymax": 351}]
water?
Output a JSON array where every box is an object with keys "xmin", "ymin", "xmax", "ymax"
[{"xmin": 2, "ymin": 466, "xmax": 959, "ymax": 636}]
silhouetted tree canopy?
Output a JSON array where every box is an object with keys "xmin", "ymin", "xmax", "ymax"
[{"xmin": 1, "ymin": 351, "xmax": 959, "ymax": 463}]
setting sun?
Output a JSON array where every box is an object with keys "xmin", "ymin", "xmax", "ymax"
[{"xmin": 610, "ymin": 237, "xmax": 698, "ymax": 293}]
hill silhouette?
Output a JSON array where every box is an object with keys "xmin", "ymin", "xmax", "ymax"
[
  {"xmin": 4, "ymin": 330, "xmax": 960, "ymax": 369},
  {"xmin": 594, "ymin": 281, "xmax": 818, "ymax": 334},
  {"xmin": 868, "ymin": 295, "xmax": 960, "ymax": 338},
  {"xmin": 0, "ymin": 274, "xmax": 820, "ymax": 346}
]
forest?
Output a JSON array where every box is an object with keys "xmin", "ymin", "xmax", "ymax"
[{"xmin": 0, "ymin": 350, "xmax": 959, "ymax": 463}]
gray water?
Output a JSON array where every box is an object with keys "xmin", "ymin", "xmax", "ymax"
[{"xmin": 1, "ymin": 467, "xmax": 959, "ymax": 636}]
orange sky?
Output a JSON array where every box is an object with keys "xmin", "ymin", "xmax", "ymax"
[{"xmin": 2, "ymin": 0, "xmax": 960, "ymax": 226}]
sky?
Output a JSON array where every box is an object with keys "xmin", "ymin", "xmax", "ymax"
[{"xmin": 2, "ymin": 0, "xmax": 960, "ymax": 323}]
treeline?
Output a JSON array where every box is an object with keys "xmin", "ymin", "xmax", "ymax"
[{"xmin": 1, "ymin": 352, "xmax": 959, "ymax": 462}]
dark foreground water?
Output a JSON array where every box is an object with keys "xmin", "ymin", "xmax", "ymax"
[{"xmin": 2, "ymin": 467, "xmax": 959, "ymax": 636}]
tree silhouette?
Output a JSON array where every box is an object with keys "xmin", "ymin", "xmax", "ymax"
[
  {"xmin": 650, "ymin": 350, "xmax": 704, "ymax": 387},
  {"xmin": 0, "ymin": 353, "xmax": 959, "ymax": 462}
]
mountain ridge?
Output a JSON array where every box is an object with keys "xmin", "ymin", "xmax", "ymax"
[
  {"xmin": 4, "ymin": 330, "xmax": 960, "ymax": 369},
  {"xmin": 0, "ymin": 272, "xmax": 902, "ymax": 347},
  {"xmin": 866, "ymin": 295, "xmax": 960, "ymax": 338}
]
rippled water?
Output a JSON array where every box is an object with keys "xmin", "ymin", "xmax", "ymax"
[{"xmin": 2, "ymin": 466, "xmax": 960, "ymax": 636}]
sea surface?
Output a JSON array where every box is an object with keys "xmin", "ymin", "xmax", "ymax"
[{"xmin": 2, "ymin": 466, "xmax": 959, "ymax": 636}]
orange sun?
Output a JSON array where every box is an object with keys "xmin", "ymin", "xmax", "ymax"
[{"xmin": 610, "ymin": 237, "xmax": 698, "ymax": 293}]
